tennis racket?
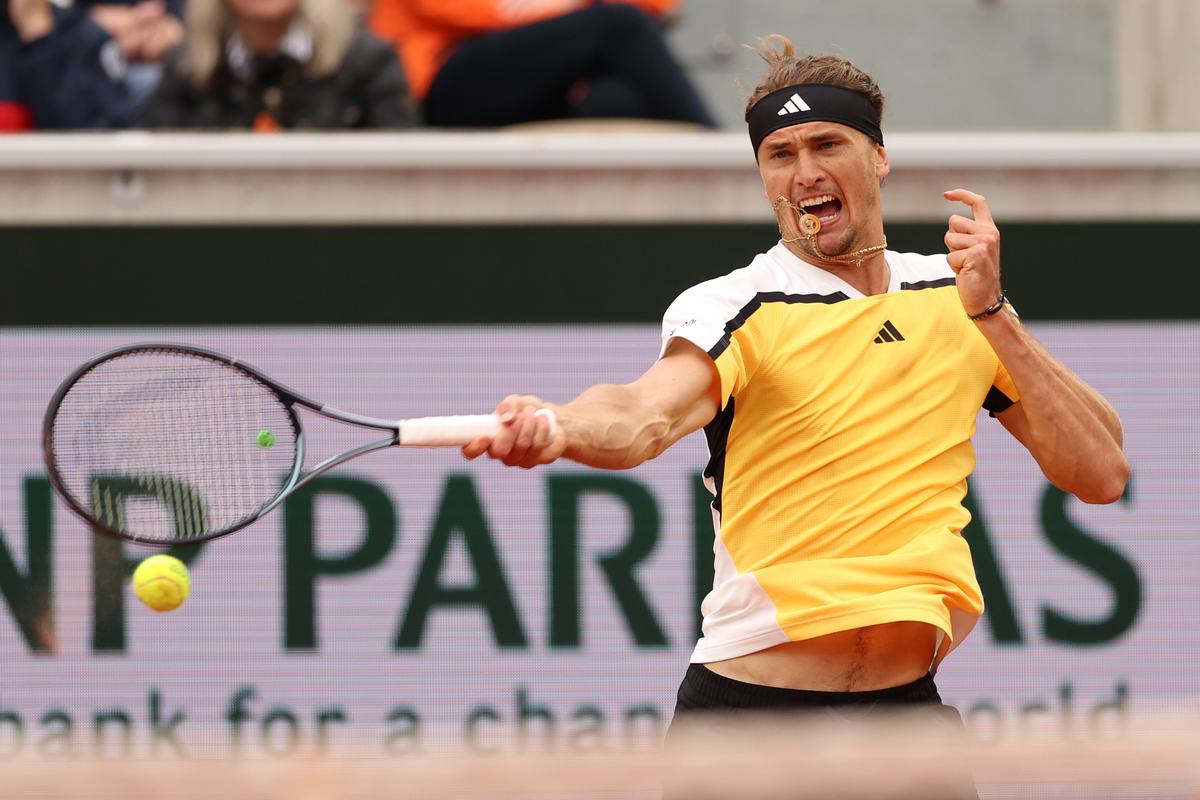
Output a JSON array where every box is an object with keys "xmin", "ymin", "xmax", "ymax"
[{"xmin": 42, "ymin": 343, "xmax": 529, "ymax": 547}]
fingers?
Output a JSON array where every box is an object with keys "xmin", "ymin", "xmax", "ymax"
[
  {"xmin": 944, "ymin": 188, "xmax": 995, "ymax": 226},
  {"xmin": 461, "ymin": 434, "xmax": 490, "ymax": 460},
  {"xmin": 944, "ymin": 230, "xmax": 998, "ymax": 252},
  {"xmin": 946, "ymin": 243, "xmax": 991, "ymax": 273},
  {"xmin": 944, "ymin": 231, "xmax": 974, "ymax": 252},
  {"xmin": 946, "ymin": 214, "xmax": 988, "ymax": 234},
  {"xmin": 944, "ymin": 189, "xmax": 1000, "ymax": 262},
  {"xmin": 89, "ymin": 4, "xmax": 135, "ymax": 36},
  {"xmin": 460, "ymin": 395, "xmax": 561, "ymax": 468},
  {"xmin": 139, "ymin": 15, "xmax": 182, "ymax": 60}
]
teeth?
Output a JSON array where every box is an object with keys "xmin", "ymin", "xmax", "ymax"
[{"xmin": 798, "ymin": 194, "xmax": 836, "ymax": 209}]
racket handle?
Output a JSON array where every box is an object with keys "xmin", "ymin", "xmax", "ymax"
[{"xmin": 397, "ymin": 414, "xmax": 500, "ymax": 446}]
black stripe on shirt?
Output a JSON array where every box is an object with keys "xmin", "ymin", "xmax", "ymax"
[
  {"xmin": 707, "ymin": 290, "xmax": 850, "ymax": 359},
  {"xmin": 900, "ymin": 277, "xmax": 957, "ymax": 291},
  {"xmin": 702, "ymin": 396, "xmax": 735, "ymax": 515},
  {"xmin": 902, "ymin": 277, "xmax": 955, "ymax": 292},
  {"xmin": 983, "ymin": 385, "xmax": 1016, "ymax": 416}
]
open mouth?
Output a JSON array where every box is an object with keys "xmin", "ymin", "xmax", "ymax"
[{"xmin": 796, "ymin": 194, "xmax": 843, "ymax": 224}]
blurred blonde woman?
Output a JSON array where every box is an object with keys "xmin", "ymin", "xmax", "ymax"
[{"xmin": 146, "ymin": 0, "xmax": 416, "ymax": 129}]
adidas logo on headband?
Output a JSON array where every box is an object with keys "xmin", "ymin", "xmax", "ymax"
[
  {"xmin": 748, "ymin": 84, "xmax": 884, "ymax": 157},
  {"xmin": 777, "ymin": 93, "xmax": 812, "ymax": 116}
]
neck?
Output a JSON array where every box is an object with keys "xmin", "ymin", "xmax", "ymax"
[
  {"xmin": 236, "ymin": 17, "xmax": 292, "ymax": 54},
  {"xmin": 785, "ymin": 241, "xmax": 890, "ymax": 296},
  {"xmin": 772, "ymin": 198, "xmax": 888, "ymax": 291}
]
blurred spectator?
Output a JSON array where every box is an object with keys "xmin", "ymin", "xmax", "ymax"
[
  {"xmin": 1, "ymin": 4, "xmax": 35, "ymax": 130},
  {"xmin": 145, "ymin": 0, "xmax": 417, "ymax": 130},
  {"xmin": 81, "ymin": 0, "xmax": 184, "ymax": 21},
  {"xmin": 369, "ymin": 0, "xmax": 715, "ymax": 128},
  {"xmin": 1, "ymin": 0, "xmax": 180, "ymax": 128}
]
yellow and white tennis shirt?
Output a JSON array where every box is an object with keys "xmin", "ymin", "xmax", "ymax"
[{"xmin": 661, "ymin": 243, "xmax": 1019, "ymax": 664}]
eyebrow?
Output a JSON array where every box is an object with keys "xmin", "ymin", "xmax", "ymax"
[{"xmin": 762, "ymin": 128, "xmax": 846, "ymax": 152}]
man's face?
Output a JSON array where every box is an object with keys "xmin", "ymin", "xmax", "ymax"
[{"xmin": 757, "ymin": 121, "xmax": 890, "ymax": 259}]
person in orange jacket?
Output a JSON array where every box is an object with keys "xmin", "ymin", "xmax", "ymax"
[{"xmin": 370, "ymin": 0, "xmax": 714, "ymax": 127}]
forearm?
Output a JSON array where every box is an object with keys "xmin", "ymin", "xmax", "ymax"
[
  {"xmin": 1017, "ymin": 327, "xmax": 1123, "ymax": 447},
  {"xmin": 554, "ymin": 383, "xmax": 675, "ymax": 470},
  {"xmin": 978, "ymin": 311, "xmax": 1128, "ymax": 501}
]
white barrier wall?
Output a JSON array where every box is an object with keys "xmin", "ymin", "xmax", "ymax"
[
  {"xmin": 1, "ymin": 324, "xmax": 1196, "ymax": 758},
  {"xmin": 1, "ymin": 132, "xmax": 1198, "ymax": 224}
]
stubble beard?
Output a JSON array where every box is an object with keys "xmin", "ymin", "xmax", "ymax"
[{"xmin": 783, "ymin": 212, "xmax": 858, "ymax": 260}]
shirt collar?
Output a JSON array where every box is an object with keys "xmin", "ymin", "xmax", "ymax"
[{"xmin": 226, "ymin": 19, "xmax": 315, "ymax": 80}]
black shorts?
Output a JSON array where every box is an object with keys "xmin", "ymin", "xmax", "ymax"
[
  {"xmin": 672, "ymin": 662, "xmax": 947, "ymax": 714},
  {"xmin": 664, "ymin": 665, "xmax": 979, "ymax": 800}
]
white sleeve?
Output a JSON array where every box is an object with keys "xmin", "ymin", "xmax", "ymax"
[{"xmin": 658, "ymin": 284, "xmax": 735, "ymax": 360}]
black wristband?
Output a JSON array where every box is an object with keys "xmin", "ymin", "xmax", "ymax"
[{"xmin": 968, "ymin": 293, "xmax": 1008, "ymax": 321}]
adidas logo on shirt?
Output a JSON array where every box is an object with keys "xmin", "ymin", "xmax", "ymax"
[
  {"xmin": 777, "ymin": 93, "xmax": 812, "ymax": 116},
  {"xmin": 873, "ymin": 320, "xmax": 905, "ymax": 344}
]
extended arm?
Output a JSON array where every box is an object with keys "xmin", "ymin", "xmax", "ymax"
[
  {"xmin": 944, "ymin": 188, "xmax": 1129, "ymax": 504},
  {"xmin": 463, "ymin": 338, "xmax": 720, "ymax": 469}
]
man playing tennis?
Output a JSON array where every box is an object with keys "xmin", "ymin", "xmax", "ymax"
[{"xmin": 463, "ymin": 35, "xmax": 1128, "ymax": 786}]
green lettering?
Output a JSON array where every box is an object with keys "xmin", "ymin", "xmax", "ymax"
[
  {"xmin": 383, "ymin": 707, "xmax": 421, "ymax": 756},
  {"xmin": 148, "ymin": 687, "xmax": 187, "ymax": 757},
  {"xmin": 283, "ymin": 476, "xmax": 397, "ymax": 649},
  {"xmin": 568, "ymin": 705, "xmax": 606, "ymax": 752},
  {"xmin": 38, "ymin": 710, "xmax": 74, "ymax": 759},
  {"xmin": 0, "ymin": 710, "xmax": 23, "ymax": 758},
  {"xmin": 0, "ymin": 477, "xmax": 53, "ymax": 651},
  {"xmin": 395, "ymin": 475, "xmax": 526, "ymax": 649},
  {"xmin": 260, "ymin": 707, "xmax": 300, "ymax": 758},
  {"xmin": 516, "ymin": 687, "xmax": 553, "ymax": 752},
  {"xmin": 87, "ymin": 474, "xmax": 208, "ymax": 542},
  {"xmin": 93, "ymin": 708, "xmax": 132, "ymax": 757},
  {"xmin": 549, "ymin": 475, "xmax": 666, "ymax": 648},
  {"xmin": 463, "ymin": 706, "xmax": 500, "ymax": 754},
  {"xmin": 1041, "ymin": 480, "xmax": 1140, "ymax": 645},
  {"xmin": 624, "ymin": 704, "xmax": 663, "ymax": 749},
  {"xmin": 315, "ymin": 707, "xmax": 347, "ymax": 754}
]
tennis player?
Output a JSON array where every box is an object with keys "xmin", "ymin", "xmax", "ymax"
[{"xmin": 464, "ymin": 35, "xmax": 1128, "ymax": 789}]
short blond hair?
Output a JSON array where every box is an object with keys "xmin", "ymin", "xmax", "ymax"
[
  {"xmin": 744, "ymin": 35, "xmax": 884, "ymax": 124},
  {"xmin": 184, "ymin": 0, "xmax": 354, "ymax": 90}
]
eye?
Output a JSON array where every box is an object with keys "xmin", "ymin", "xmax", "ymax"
[{"xmin": 817, "ymin": 140, "xmax": 840, "ymax": 151}]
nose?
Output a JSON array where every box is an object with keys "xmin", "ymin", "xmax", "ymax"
[{"xmin": 792, "ymin": 151, "xmax": 826, "ymax": 189}]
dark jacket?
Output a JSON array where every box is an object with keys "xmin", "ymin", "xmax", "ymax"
[
  {"xmin": 0, "ymin": 14, "xmax": 33, "ymax": 129},
  {"xmin": 3, "ymin": 6, "xmax": 140, "ymax": 129},
  {"xmin": 145, "ymin": 31, "xmax": 418, "ymax": 129}
]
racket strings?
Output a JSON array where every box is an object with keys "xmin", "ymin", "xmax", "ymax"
[{"xmin": 50, "ymin": 350, "xmax": 297, "ymax": 543}]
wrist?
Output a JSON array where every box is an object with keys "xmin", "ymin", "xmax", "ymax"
[{"xmin": 967, "ymin": 292, "xmax": 1007, "ymax": 321}]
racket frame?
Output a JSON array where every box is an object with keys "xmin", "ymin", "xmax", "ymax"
[{"xmin": 43, "ymin": 342, "xmax": 405, "ymax": 547}]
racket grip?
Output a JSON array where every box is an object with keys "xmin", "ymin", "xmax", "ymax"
[{"xmin": 398, "ymin": 415, "xmax": 500, "ymax": 446}]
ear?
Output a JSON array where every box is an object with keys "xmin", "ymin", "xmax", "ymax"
[{"xmin": 874, "ymin": 145, "xmax": 890, "ymax": 181}]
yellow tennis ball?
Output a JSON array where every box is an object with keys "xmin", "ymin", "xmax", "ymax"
[{"xmin": 132, "ymin": 554, "xmax": 191, "ymax": 612}]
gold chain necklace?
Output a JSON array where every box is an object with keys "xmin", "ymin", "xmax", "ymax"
[{"xmin": 773, "ymin": 197, "xmax": 887, "ymax": 267}]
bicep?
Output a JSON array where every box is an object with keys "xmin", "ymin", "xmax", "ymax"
[{"xmin": 631, "ymin": 337, "xmax": 720, "ymax": 443}]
